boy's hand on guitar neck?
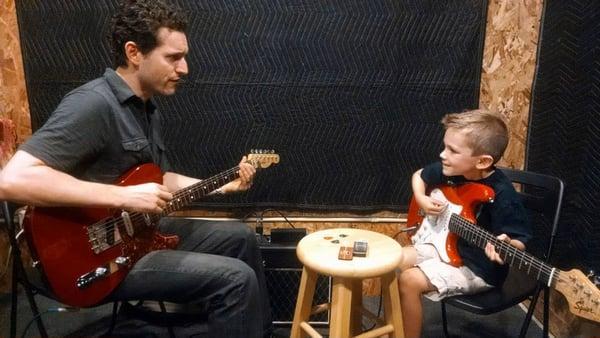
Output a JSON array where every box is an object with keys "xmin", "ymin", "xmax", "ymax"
[
  {"xmin": 118, "ymin": 182, "xmax": 173, "ymax": 213},
  {"xmin": 485, "ymin": 234, "xmax": 525, "ymax": 265}
]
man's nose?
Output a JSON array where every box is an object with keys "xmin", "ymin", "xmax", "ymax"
[{"xmin": 176, "ymin": 58, "xmax": 188, "ymax": 75}]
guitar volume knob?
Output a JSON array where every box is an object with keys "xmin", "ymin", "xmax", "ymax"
[
  {"xmin": 115, "ymin": 256, "xmax": 130, "ymax": 266},
  {"xmin": 95, "ymin": 267, "xmax": 108, "ymax": 277}
]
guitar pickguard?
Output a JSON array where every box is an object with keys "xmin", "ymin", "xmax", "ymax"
[{"xmin": 411, "ymin": 188, "xmax": 463, "ymax": 264}]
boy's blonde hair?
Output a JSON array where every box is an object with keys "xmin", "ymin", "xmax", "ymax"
[{"xmin": 441, "ymin": 109, "xmax": 508, "ymax": 164}]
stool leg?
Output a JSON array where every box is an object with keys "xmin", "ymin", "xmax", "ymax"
[
  {"xmin": 350, "ymin": 279, "xmax": 363, "ymax": 336},
  {"xmin": 291, "ymin": 266, "xmax": 318, "ymax": 338},
  {"xmin": 382, "ymin": 272, "xmax": 404, "ymax": 338},
  {"xmin": 330, "ymin": 277, "xmax": 353, "ymax": 338}
]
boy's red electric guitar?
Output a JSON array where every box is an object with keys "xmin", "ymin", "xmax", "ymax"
[
  {"xmin": 407, "ymin": 183, "xmax": 600, "ymax": 323},
  {"xmin": 22, "ymin": 152, "xmax": 279, "ymax": 307}
]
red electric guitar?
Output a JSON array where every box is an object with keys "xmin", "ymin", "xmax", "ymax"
[
  {"xmin": 23, "ymin": 151, "xmax": 279, "ymax": 307},
  {"xmin": 407, "ymin": 183, "xmax": 600, "ymax": 323}
]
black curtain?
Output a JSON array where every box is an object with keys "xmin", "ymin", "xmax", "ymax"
[{"xmin": 17, "ymin": 0, "xmax": 487, "ymax": 211}]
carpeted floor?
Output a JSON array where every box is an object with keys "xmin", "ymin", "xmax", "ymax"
[{"xmin": 1, "ymin": 289, "xmax": 544, "ymax": 337}]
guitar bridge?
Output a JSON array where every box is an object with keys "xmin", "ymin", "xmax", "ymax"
[{"xmin": 87, "ymin": 217, "xmax": 122, "ymax": 254}]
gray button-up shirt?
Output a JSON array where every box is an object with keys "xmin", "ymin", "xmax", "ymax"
[{"xmin": 21, "ymin": 68, "xmax": 170, "ymax": 184}]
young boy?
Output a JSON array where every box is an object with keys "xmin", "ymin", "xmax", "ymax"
[{"xmin": 398, "ymin": 109, "xmax": 532, "ymax": 338}]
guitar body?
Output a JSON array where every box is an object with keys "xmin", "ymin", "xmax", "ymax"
[
  {"xmin": 406, "ymin": 183, "xmax": 495, "ymax": 267},
  {"xmin": 23, "ymin": 163, "xmax": 179, "ymax": 307}
]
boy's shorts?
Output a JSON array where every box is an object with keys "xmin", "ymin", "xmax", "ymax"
[{"xmin": 414, "ymin": 244, "xmax": 492, "ymax": 301}]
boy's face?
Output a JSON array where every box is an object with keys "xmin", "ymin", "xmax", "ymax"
[{"xmin": 440, "ymin": 127, "xmax": 490, "ymax": 180}]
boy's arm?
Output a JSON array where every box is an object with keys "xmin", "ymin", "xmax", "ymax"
[
  {"xmin": 412, "ymin": 169, "xmax": 447, "ymax": 215},
  {"xmin": 484, "ymin": 234, "xmax": 526, "ymax": 264}
]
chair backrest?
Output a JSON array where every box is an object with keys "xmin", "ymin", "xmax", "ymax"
[{"xmin": 499, "ymin": 167, "xmax": 565, "ymax": 263}]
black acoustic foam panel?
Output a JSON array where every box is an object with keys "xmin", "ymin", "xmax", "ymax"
[
  {"xmin": 528, "ymin": 0, "xmax": 600, "ymax": 272},
  {"xmin": 16, "ymin": 0, "xmax": 487, "ymax": 211}
]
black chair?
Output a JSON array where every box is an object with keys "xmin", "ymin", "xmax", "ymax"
[
  {"xmin": 2, "ymin": 201, "xmax": 121, "ymax": 338},
  {"xmin": 440, "ymin": 168, "xmax": 564, "ymax": 338}
]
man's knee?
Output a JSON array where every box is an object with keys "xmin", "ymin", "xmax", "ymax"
[
  {"xmin": 222, "ymin": 262, "xmax": 259, "ymax": 304},
  {"xmin": 225, "ymin": 223, "xmax": 258, "ymax": 249}
]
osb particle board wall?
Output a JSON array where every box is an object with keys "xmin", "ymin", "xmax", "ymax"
[
  {"xmin": 0, "ymin": 0, "xmax": 30, "ymax": 164},
  {"xmin": 0, "ymin": 0, "xmax": 30, "ymax": 294}
]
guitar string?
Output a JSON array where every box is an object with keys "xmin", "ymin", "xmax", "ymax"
[
  {"xmin": 452, "ymin": 215, "xmax": 552, "ymax": 275},
  {"xmin": 451, "ymin": 214, "xmax": 558, "ymax": 283},
  {"xmin": 86, "ymin": 166, "xmax": 241, "ymax": 245},
  {"xmin": 86, "ymin": 157, "xmax": 273, "ymax": 242},
  {"xmin": 452, "ymin": 215, "xmax": 596, "ymax": 291},
  {"xmin": 86, "ymin": 166, "xmax": 240, "ymax": 243}
]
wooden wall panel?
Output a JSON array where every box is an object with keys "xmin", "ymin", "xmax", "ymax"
[
  {"xmin": 480, "ymin": 0, "xmax": 542, "ymax": 169},
  {"xmin": 0, "ymin": 0, "xmax": 31, "ymax": 293},
  {"xmin": 0, "ymin": 0, "xmax": 31, "ymax": 158}
]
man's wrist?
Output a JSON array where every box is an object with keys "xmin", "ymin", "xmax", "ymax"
[{"xmin": 209, "ymin": 187, "xmax": 226, "ymax": 196}]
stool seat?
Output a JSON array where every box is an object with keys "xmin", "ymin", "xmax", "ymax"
[
  {"xmin": 291, "ymin": 228, "xmax": 405, "ymax": 338},
  {"xmin": 297, "ymin": 228, "xmax": 403, "ymax": 279}
]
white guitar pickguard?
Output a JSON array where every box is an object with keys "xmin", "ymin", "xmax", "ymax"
[{"xmin": 411, "ymin": 188, "xmax": 462, "ymax": 263}]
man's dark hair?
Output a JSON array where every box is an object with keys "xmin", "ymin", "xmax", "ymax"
[{"xmin": 111, "ymin": 0, "xmax": 188, "ymax": 68}]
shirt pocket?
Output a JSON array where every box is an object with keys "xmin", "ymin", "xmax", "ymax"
[
  {"xmin": 121, "ymin": 138, "xmax": 153, "ymax": 164},
  {"xmin": 122, "ymin": 138, "xmax": 150, "ymax": 152}
]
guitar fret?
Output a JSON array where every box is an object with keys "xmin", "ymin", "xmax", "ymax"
[
  {"xmin": 510, "ymin": 247, "xmax": 516, "ymax": 265},
  {"xmin": 501, "ymin": 244, "xmax": 508, "ymax": 261}
]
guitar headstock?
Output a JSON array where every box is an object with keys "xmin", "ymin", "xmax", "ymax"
[
  {"xmin": 247, "ymin": 150, "xmax": 280, "ymax": 169},
  {"xmin": 555, "ymin": 269, "xmax": 600, "ymax": 323}
]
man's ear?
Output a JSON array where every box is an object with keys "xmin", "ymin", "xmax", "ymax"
[
  {"xmin": 123, "ymin": 41, "xmax": 142, "ymax": 67},
  {"xmin": 476, "ymin": 154, "xmax": 494, "ymax": 170}
]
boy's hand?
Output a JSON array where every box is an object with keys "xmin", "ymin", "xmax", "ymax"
[
  {"xmin": 415, "ymin": 193, "xmax": 447, "ymax": 215},
  {"xmin": 484, "ymin": 234, "xmax": 512, "ymax": 264}
]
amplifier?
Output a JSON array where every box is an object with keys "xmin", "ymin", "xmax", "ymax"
[{"xmin": 260, "ymin": 241, "xmax": 331, "ymax": 326}]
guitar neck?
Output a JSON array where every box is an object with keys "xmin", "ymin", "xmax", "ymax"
[
  {"xmin": 164, "ymin": 166, "xmax": 241, "ymax": 215},
  {"xmin": 448, "ymin": 213, "xmax": 559, "ymax": 288}
]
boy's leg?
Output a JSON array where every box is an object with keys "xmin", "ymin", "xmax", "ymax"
[
  {"xmin": 398, "ymin": 244, "xmax": 493, "ymax": 338},
  {"xmin": 397, "ymin": 245, "xmax": 437, "ymax": 338},
  {"xmin": 398, "ymin": 266, "xmax": 436, "ymax": 338}
]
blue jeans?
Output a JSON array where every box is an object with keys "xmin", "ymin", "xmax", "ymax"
[{"xmin": 108, "ymin": 217, "xmax": 272, "ymax": 338}]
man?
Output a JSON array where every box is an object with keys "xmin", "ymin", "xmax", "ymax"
[{"xmin": 0, "ymin": 0, "xmax": 271, "ymax": 337}]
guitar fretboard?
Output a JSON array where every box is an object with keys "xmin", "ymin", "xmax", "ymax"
[
  {"xmin": 147, "ymin": 166, "xmax": 241, "ymax": 223},
  {"xmin": 448, "ymin": 213, "xmax": 559, "ymax": 287}
]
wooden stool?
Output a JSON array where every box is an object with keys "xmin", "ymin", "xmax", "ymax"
[{"xmin": 291, "ymin": 228, "xmax": 404, "ymax": 338}]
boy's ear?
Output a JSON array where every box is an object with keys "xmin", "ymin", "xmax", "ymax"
[{"xmin": 476, "ymin": 154, "xmax": 495, "ymax": 170}]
